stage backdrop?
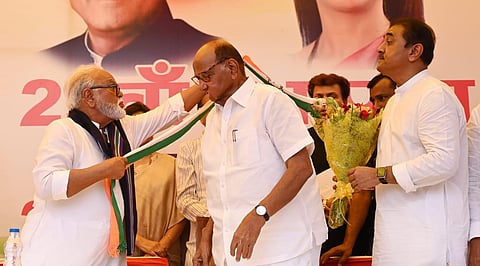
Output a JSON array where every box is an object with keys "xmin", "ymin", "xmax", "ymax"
[{"xmin": 0, "ymin": 0, "xmax": 478, "ymax": 235}]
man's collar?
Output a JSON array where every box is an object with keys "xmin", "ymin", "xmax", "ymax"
[
  {"xmin": 229, "ymin": 77, "xmax": 253, "ymax": 108},
  {"xmin": 396, "ymin": 69, "xmax": 428, "ymax": 95},
  {"xmin": 91, "ymin": 120, "xmax": 101, "ymax": 130}
]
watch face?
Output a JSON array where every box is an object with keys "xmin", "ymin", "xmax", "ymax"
[
  {"xmin": 256, "ymin": 205, "xmax": 267, "ymax": 215},
  {"xmin": 377, "ymin": 167, "xmax": 386, "ymax": 178}
]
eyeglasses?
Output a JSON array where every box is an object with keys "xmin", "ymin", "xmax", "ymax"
[
  {"xmin": 90, "ymin": 84, "xmax": 121, "ymax": 97},
  {"xmin": 191, "ymin": 58, "xmax": 228, "ymax": 85}
]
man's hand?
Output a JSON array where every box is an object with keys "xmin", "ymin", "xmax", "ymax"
[
  {"xmin": 66, "ymin": 156, "xmax": 128, "ymax": 197},
  {"xmin": 193, "ymin": 237, "xmax": 212, "ymax": 266},
  {"xmin": 193, "ymin": 219, "xmax": 213, "ymax": 266},
  {"xmin": 152, "ymin": 239, "xmax": 169, "ymax": 257},
  {"xmin": 320, "ymin": 244, "xmax": 353, "ymax": 265},
  {"xmin": 229, "ymin": 211, "xmax": 265, "ymax": 262},
  {"xmin": 323, "ymin": 175, "xmax": 338, "ymax": 218},
  {"xmin": 469, "ymin": 238, "xmax": 480, "ymax": 266},
  {"xmin": 348, "ymin": 166, "xmax": 378, "ymax": 192},
  {"xmin": 323, "ymin": 197, "xmax": 333, "ymax": 219},
  {"xmin": 103, "ymin": 157, "xmax": 128, "ymax": 180}
]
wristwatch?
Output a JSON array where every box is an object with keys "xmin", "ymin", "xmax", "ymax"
[
  {"xmin": 255, "ymin": 205, "xmax": 270, "ymax": 222},
  {"xmin": 377, "ymin": 167, "xmax": 388, "ymax": 184}
]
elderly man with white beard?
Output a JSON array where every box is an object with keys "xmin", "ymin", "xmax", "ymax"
[{"xmin": 20, "ymin": 64, "xmax": 206, "ymax": 266}]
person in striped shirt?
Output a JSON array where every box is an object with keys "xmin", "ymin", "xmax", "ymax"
[{"xmin": 176, "ymin": 95, "xmax": 212, "ymax": 266}]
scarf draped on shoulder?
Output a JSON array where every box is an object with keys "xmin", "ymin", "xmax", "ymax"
[{"xmin": 68, "ymin": 108, "xmax": 137, "ymax": 256}]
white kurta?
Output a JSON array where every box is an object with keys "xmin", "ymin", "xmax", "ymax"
[
  {"xmin": 375, "ymin": 70, "xmax": 469, "ymax": 265},
  {"xmin": 202, "ymin": 78, "xmax": 327, "ymax": 265},
  {"xmin": 468, "ymin": 104, "xmax": 480, "ymax": 240},
  {"xmin": 21, "ymin": 94, "xmax": 187, "ymax": 266}
]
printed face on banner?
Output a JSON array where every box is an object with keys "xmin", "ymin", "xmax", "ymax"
[{"xmin": 70, "ymin": 0, "xmax": 166, "ymax": 33}]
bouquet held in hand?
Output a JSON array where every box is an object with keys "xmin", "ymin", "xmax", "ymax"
[{"xmin": 313, "ymin": 97, "xmax": 381, "ymax": 229}]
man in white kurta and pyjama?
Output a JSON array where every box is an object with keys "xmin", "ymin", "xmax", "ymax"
[
  {"xmin": 21, "ymin": 65, "xmax": 205, "ymax": 265},
  {"xmin": 347, "ymin": 18, "xmax": 469, "ymax": 265},
  {"xmin": 202, "ymin": 78, "xmax": 327, "ymax": 265},
  {"xmin": 192, "ymin": 40, "xmax": 327, "ymax": 266}
]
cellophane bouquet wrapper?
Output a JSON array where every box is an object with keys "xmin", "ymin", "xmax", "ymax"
[{"xmin": 313, "ymin": 97, "xmax": 382, "ymax": 229}]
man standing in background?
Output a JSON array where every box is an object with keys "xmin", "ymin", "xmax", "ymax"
[
  {"xmin": 176, "ymin": 95, "xmax": 211, "ymax": 266},
  {"xmin": 367, "ymin": 74, "xmax": 396, "ymax": 111},
  {"xmin": 306, "ymin": 73, "xmax": 376, "ymax": 265}
]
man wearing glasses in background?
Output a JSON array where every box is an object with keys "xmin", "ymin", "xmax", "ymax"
[{"xmin": 20, "ymin": 64, "xmax": 206, "ymax": 266}]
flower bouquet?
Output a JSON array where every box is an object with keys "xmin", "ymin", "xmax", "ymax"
[{"xmin": 313, "ymin": 97, "xmax": 382, "ymax": 229}]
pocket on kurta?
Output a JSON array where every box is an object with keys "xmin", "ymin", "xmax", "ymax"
[{"xmin": 231, "ymin": 128, "xmax": 260, "ymax": 166}]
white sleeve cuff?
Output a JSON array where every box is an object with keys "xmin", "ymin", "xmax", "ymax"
[
  {"xmin": 51, "ymin": 170, "xmax": 70, "ymax": 200},
  {"xmin": 470, "ymin": 221, "xmax": 480, "ymax": 240},
  {"xmin": 168, "ymin": 92, "xmax": 189, "ymax": 119},
  {"xmin": 392, "ymin": 162, "xmax": 416, "ymax": 193}
]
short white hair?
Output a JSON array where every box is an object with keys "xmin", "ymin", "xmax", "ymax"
[{"xmin": 64, "ymin": 64, "xmax": 105, "ymax": 110}]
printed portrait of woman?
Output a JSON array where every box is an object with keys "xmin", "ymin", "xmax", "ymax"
[{"xmin": 294, "ymin": 0, "xmax": 424, "ymax": 70}]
